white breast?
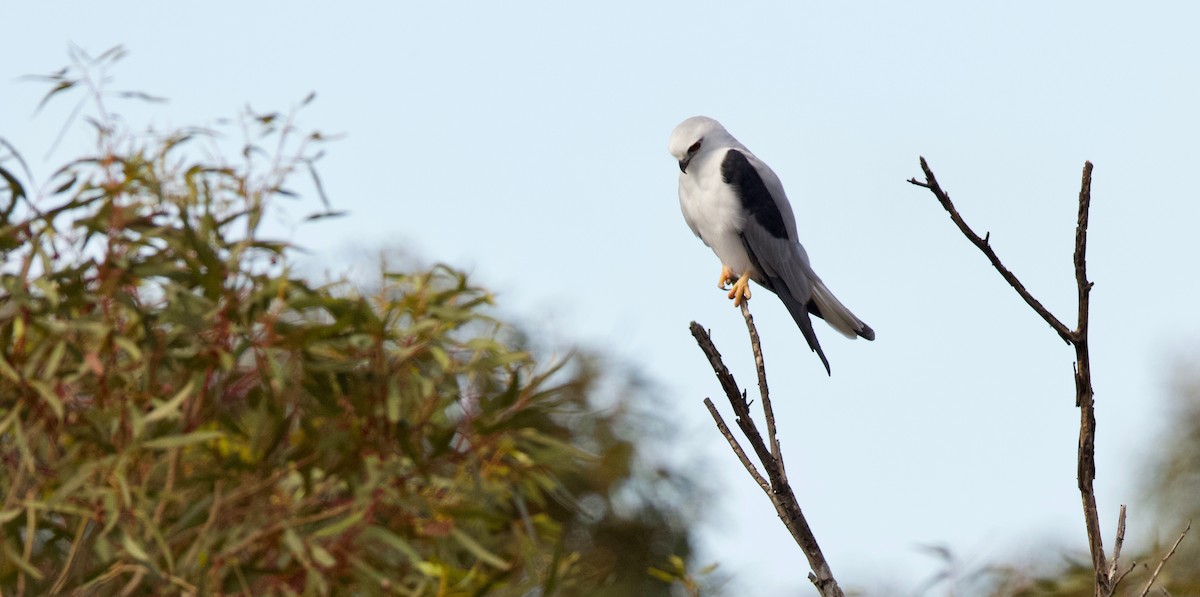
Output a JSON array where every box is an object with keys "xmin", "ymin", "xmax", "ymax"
[{"xmin": 678, "ymin": 148, "xmax": 756, "ymax": 276}]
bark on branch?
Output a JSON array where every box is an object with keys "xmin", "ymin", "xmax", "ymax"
[{"xmin": 690, "ymin": 303, "xmax": 842, "ymax": 597}]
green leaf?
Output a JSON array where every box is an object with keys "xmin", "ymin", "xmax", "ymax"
[
  {"xmin": 386, "ymin": 380, "xmax": 401, "ymax": 423},
  {"xmin": 303, "ymin": 210, "xmax": 347, "ymax": 221},
  {"xmin": 282, "ymin": 529, "xmax": 308, "ymax": 565},
  {"xmin": 28, "ymin": 379, "xmax": 65, "ymax": 420},
  {"xmin": 0, "ymin": 405, "xmax": 21, "ymax": 436},
  {"xmin": 143, "ymin": 380, "xmax": 194, "ymax": 424},
  {"xmin": 310, "ymin": 544, "xmax": 336, "ymax": 568},
  {"xmin": 647, "ymin": 567, "xmax": 676, "ymax": 583},
  {"xmin": 122, "ymin": 532, "xmax": 151, "ymax": 561},
  {"xmin": 362, "ymin": 527, "xmax": 422, "ymax": 564},
  {"xmin": 415, "ymin": 561, "xmax": 443, "ymax": 578},
  {"xmin": 450, "ymin": 527, "xmax": 510, "ymax": 570},
  {"xmin": 43, "ymin": 340, "xmax": 67, "ymax": 378},
  {"xmin": 0, "ymin": 355, "xmax": 19, "ymax": 383},
  {"xmin": 312, "ymin": 509, "xmax": 364, "ymax": 539},
  {"xmin": 141, "ymin": 430, "xmax": 223, "ymax": 450},
  {"xmin": 112, "ymin": 336, "xmax": 144, "ymax": 361},
  {"xmin": 1, "ymin": 542, "xmax": 44, "ymax": 580},
  {"xmin": 51, "ymin": 173, "xmax": 77, "ymax": 195},
  {"xmin": 0, "ymin": 163, "xmax": 28, "ymax": 202},
  {"xmin": 36, "ymin": 80, "xmax": 76, "ymax": 113}
]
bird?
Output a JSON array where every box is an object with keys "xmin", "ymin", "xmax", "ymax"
[{"xmin": 668, "ymin": 116, "xmax": 874, "ymax": 374}]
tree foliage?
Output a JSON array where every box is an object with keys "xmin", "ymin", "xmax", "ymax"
[
  {"xmin": 0, "ymin": 49, "xmax": 700, "ymax": 596},
  {"xmin": 909, "ymin": 362, "xmax": 1200, "ymax": 597}
]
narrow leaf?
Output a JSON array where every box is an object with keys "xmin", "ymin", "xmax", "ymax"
[
  {"xmin": 122, "ymin": 532, "xmax": 151, "ymax": 561},
  {"xmin": 29, "ymin": 379, "xmax": 65, "ymax": 419},
  {"xmin": 450, "ymin": 527, "xmax": 510, "ymax": 570},
  {"xmin": 143, "ymin": 381, "xmax": 194, "ymax": 424},
  {"xmin": 142, "ymin": 430, "xmax": 223, "ymax": 450}
]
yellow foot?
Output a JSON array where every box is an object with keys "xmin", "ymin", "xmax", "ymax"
[
  {"xmin": 716, "ymin": 265, "xmax": 737, "ymax": 290},
  {"xmin": 727, "ymin": 272, "xmax": 752, "ymax": 307}
]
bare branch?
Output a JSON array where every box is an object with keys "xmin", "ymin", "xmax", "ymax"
[
  {"xmin": 1074, "ymin": 161, "xmax": 1095, "ymax": 339},
  {"xmin": 1139, "ymin": 521, "xmax": 1190, "ymax": 597},
  {"xmin": 912, "ymin": 159, "xmax": 1118, "ymax": 597},
  {"xmin": 689, "ymin": 323, "xmax": 777, "ymax": 476},
  {"xmin": 1066, "ymin": 162, "xmax": 1108, "ymax": 592},
  {"xmin": 1111, "ymin": 561, "xmax": 1136, "ymax": 595},
  {"xmin": 689, "ymin": 318, "xmax": 844, "ymax": 597},
  {"xmin": 739, "ymin": 301, "xmax": 784, "ymax": 476},
  {"xmin": 908, "ymin": 157, "xmax": 1074, "ymax": 343},
  {"xmin": 703, "ymin": 398, "xmax": 770, "ymax": 495}
]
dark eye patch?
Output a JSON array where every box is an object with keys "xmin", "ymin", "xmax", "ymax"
[{"xmin": 687, "ymin": 140, "xmax": 702, "ymax": 154}]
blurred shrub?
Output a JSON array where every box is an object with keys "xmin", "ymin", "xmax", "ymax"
[
  {"xmin": 0, "ymin": 49, "xmax": 700, "ymax": 596},
  {"xmin": 907, "ymin": 362, "xmax": 1200, "ymax": 596}
]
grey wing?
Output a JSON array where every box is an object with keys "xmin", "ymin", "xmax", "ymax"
[
  {"xmin": 739, "ymin": 153, "xmax": 874, "ymax": 342},
  {"xmin": 739, "ymin": 218, "xmax": 831, "ymax": 375},
  {"xmin": 721, "ymin": 149, "xmax": 830, "ymax": 373},
  {"xmin": 744, "ymin": 154, "xmax": 800, "ymax": 242}
]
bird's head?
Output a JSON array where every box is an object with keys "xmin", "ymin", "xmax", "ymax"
[{"xmin": 668, "ymin": 116, "xmax": 732, "ymax": 174}]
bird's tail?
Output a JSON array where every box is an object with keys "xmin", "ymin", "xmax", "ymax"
[
  {"xmin": 809, "ymin": 279, "xmax": 875, "ymax": 341},
  {"xmin": 775, "ymin": 290, "xmax": 832, "ymax": 376}
]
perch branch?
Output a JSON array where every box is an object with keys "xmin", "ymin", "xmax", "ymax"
[
  {"xmin": 740, "ymin": 301, "xmax": 785, "ymax": 477},
  {"xmin": 690, "ymin": 311, "xmax": 843, "ymax": 597}
]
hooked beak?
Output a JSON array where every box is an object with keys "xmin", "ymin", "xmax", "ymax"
[{"xmin": 678, "ymin": 156, "xmax": 692, "ymax": 174}]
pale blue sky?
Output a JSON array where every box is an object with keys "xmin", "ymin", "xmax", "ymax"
[{"xmin": 4, "ymin": 2, "xmax": 1199, "ymax": 594}]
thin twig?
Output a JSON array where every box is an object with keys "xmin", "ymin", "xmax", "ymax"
[
  {"xmin": 1, "ymin": 462, "xmax": 26, "ymax": 512},
  {"xmin": 50, "ymin": 517, "xmax": 92, "ymax": 594},
  {"xmin": 1107, "ymin": 505, "xmax": 1126, "ymax": 584},
  {"xmin": 153, "ymin": 448, "xmax": 180, "ymax": 527},
  {"xmin": 689, "ymin": 323, "xmax": 778, "ymax": 480},
  {"xmin": 907, "ymin": 157, "xmax": 1074, "ymax": 343},
  {"xmin": 739, "ymin": 302, "xmax": 784, "ymax": 477},
  {"xmin": 704, "ymin": 398, "xmax": 770, "ymax": 494},
  {"xmin": 18, "ymin": 488, "xmax": 35, "ymax": 597},
  {"xmin": 1139, "ymin": 521, "xmax": 1191, "ymax": 597},
  {"xmin": 1111, "ymin": 561, "xmax": 1136, "ymax": 594}
]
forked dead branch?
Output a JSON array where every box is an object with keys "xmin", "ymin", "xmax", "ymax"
[
  {"xmin": 690, "ymin": 305, "xmax": 844, "ymax": 597},
  {"xmin": 907, "ymin": 157, "xmax": 1188, "ymax": 596}
]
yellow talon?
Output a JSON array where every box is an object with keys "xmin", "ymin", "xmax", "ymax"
[
  {"xmin": 727, "ymin": 272, "xmax": 752, "ymax": 307},
  {"xmin": 717, "ymin": 265, "xmax": 736, "ymax": 289}
]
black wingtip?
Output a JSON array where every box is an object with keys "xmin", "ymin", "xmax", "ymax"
[{"xmin": 859, "ymin": 324, "xmax": 876, "ymax": 342}]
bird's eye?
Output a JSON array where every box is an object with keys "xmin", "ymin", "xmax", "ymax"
[{"xmin": 687, "ymin": 140, "xmax": 702, "ymax": 154}]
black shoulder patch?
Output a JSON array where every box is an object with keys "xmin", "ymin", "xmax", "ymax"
[{"xmin": 721, "ymin": 149, "xmax": 788, "ymax": 239}]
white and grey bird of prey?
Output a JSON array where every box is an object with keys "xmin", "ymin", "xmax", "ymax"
[{"xmin": 668, "ymin": 116, "xmax": 874, "ymax": 374}]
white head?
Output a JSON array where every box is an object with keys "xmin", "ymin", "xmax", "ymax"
[{"xmin": 668, "ymin": 116, "xmax": 738, "ymax": 174}]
